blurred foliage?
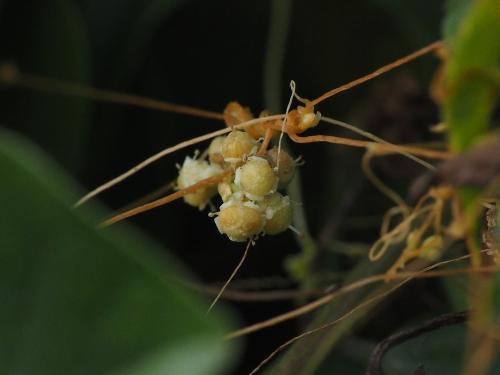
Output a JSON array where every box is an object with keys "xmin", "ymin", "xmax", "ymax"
[
  {"xmin": 444, "ymin": 0, "xmax": 500, "ymax": 153},
  {"xmin": 0, "ymin": 130, "xmax": 236, "ymax": 374},
  {"xmin": 0, "ymin": 127, "xmax": 237, "ymax": 374},
  {"xmin": 442, "ymin": 2, "xmax": 500, "ymax": 370}
]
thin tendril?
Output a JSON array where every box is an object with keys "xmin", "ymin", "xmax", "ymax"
[
  {"xmin": 321, "ymin": 116, "xmax": 436, "ymax": 170},
  {"xmin": 224, "ymin": 255, "xmax": 492, "ymax": 340},
  {"xmin": 99, "ymin": 169, "xmax": 233, "ymax": 227},
  {"xmin": 310, "ymin": 41, "xmax": 443, "ymax": 106},
  {"xmin": 207, "ymin": 240, "xmax": 252, "ymax": 313},
  {"xmin": 276, "ymin": 80, "xmax": 296, "ymax": 171},
  {"xmin": 247, "ymin": 252, "xmax": 494, "ymax": 375},
  {"xmin": 75, "ymin": 114, "xmax": 284, "ymax": 207},
  {"xmin": 362, "ymin": 149, "xmax": 408, "ymax": 210}
]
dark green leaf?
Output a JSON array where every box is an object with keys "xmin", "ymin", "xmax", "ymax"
[
  {"xmin": 443, "ymin": 0, "xmax": 500, "ymax": 152},
  {"xmin": 442, "ymin": 0, "xmax": 473, "ymax": 43},
  {"xmin": 0, "ymin": 127, "xmax": 237, "ymax": 375}
]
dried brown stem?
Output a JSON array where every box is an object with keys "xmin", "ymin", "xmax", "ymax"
[{"xmin": 3, "ymin": 68, "xmax": 224, "ymax": 120}]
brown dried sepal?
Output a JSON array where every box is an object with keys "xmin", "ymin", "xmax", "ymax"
[{"xmin": 285, "ymin": 104, "xmax": 320, "ymax": 134}]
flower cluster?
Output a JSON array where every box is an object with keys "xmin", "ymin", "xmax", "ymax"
[{"xmin": 176, "ymin": 129, "xmax": 296, "ymax": 242}]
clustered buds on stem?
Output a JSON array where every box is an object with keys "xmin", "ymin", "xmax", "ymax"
[
  {"xmin": 175, "ymin": 98, "xmax": 323, "ymax": 242},
  {"xmin": 235, "ymin": 156, "xmax": 278, "ymax": 199},
  {"xmin": 176, "ymin": 156, "xmax": 222, "ymax": 209},
  {"xmin": 286, "ymin": 104, "xmax": 321, "ymax": 134},
  {"xmin": 176, "ymin": 126, "xmax": 297, "ymax": 242}
]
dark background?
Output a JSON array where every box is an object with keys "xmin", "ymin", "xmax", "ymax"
[{"xmin": 0, "ymin": 0, "xmax": 448, "ymax": 373}]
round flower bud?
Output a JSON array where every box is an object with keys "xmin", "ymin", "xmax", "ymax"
[
  {"xmin": 235, "ymin": 156, "xmax": 278, "ymax": 200},
  {"xmin": 218, "ymin": 180, "xmax": 241, "ymax": 202},
  {"xmin": 287, "ymin": 104, "xmax": 321, "ymax": 134},
  {"xmin": 265, "ymin": 147, "xmax": 296, "ymax": 189},
  {"xmin": 222, "ymin": 130, "xmax": 257, "ymax": 163},
  {"xmin": 208, "ymin": 136, "xmax": 226, "ymax": 165},
  {"xmin": 223, "ymin": 101, "xmax": 254, "ymax": 127},
  {"xmin": 177, "ymin": 156, "xmax": 222, "ymax": 209},
  {"xmin": 215, "ymin": 201, "xmax": 264, "ymax": 242},
  {"xmin": 260, "ymin": 193, "xmax": 293, "ymax": 235}
]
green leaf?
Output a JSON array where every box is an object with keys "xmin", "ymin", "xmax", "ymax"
[
  {"xmin": 0, "ymin": 127, "xmax": 237, "ymax": 375},
  {"xmin": 443, "ymin": 0, "xmax": 500, "ymax": 152},
  {"xmin": 443, "ymin": 0, "xmax": 473, "ymax": 43},
  {"xmin": 442, "ymin": 0, "xmax": 500, "ymax": 330},
  {"xmin": 442, "ymin": 277, "xmax": 468, "ymax": 311}
]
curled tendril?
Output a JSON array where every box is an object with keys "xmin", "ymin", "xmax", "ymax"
[{"xmin": 369, "ymin": 186, "xmax": 460, "ymax": 275}]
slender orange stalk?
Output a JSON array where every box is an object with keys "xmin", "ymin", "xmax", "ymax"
[
  {"xmin": 310, "ymin": 41, "xmax": 444, "ymax": 106},
  {"xmin": 100, "ymin": 169, "xmax": 233, "ymax": 227},
  {"xmin": 289, "ymin": 133, "xmax": 451, "ymax": 160}
]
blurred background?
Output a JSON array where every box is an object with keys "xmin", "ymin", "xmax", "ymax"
[{"xmin": 0, "ymin": 0, "xmax": 460, "ymax": 373}]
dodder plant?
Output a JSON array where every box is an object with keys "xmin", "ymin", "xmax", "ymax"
[{"xmin": 1, "ymin": 1, "xmax": 499, "ymax": 373}]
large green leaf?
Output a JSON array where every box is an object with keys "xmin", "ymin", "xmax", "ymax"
[
  {"xmin": 442, "ymin": 0, "xmax": 474, "ymax": 43},
  {"xmin": 0, "ymin": 127, "xmax": 237, "ymax": 374},
  {"xmin": 443, "ymin": 0, "xmax": 500, "ymax": 152}
]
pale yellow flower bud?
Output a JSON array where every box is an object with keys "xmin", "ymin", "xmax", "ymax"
[
  {"xmin": 177, "ymin": 156, "xmax": 222, "ymax": 209},
  {"xmin": 218, "ymin": 180, "xmax": 238, "ymax": 202},
  {"xmin": 215, "ymin": 201, "xmax": 264, "ymax": 242},
  {"xmin": 265, "ymin": 147, "xmax": 296, "ymax": 189},
  {"xmin": 208, "ymin": 136, "xmax": 226, "ymax": 165},
  {"xmin": 235, "ymin": 156, "xmax": 278, "ymax": 200},
  {"xmin": 222, "ymin": 130, "xmax": 257, "ymax": 163},
  {"xmin": 260, "ymin": 193, "xmax": 293, "ymax": 235}
]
